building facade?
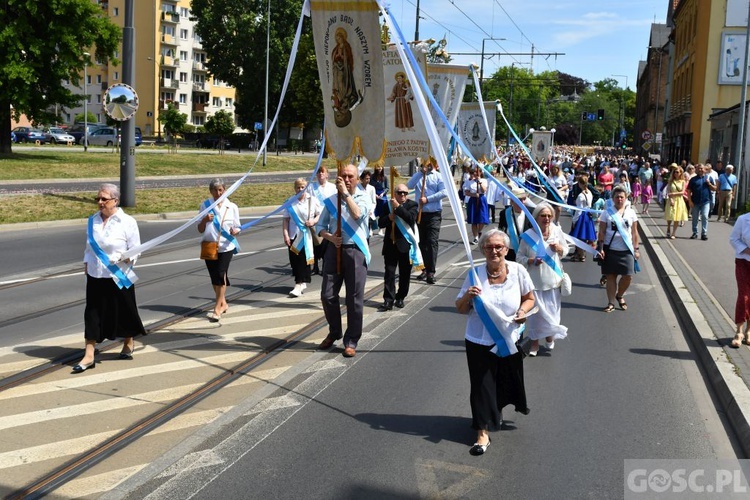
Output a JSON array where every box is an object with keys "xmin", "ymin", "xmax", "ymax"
[
  {"xmin": 635, "ymin": 24, "xmax": 670, "ymax": 159},
  {"xmin": 64, "ymin": 0, "xmax": 238, "ymax": 137}
]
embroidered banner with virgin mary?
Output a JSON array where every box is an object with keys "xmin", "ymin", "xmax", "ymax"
[
  {"xmin": 457, "ymin": 101, "xmax": 497, "ymax": 162},
  {"xmin": 427, "ymin": 64, "xmax": 469, "ymax": 153},
  {"xmin": 531, "ymin": 130, "xmax": 553, "ymax": 164},
  {"xmin": 310, "ymin": 1, "xmax": 386, "ymax": 165},
  {"xmin": 382, "ymin": 44, "xmax": 429, "ymax": 166}
]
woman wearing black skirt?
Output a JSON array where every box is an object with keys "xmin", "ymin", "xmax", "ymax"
[{"xmin": 77, "ymin": 183, "xmax": 145, "ymax": 373}]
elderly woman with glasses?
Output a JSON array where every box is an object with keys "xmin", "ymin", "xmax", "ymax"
[
  {"xmin": 456, "ymin": 229, "xmax": 535, "ymax": 455},
  {"xmin": 283, "ymin": 178, "xmax": 321, "ymax": 297},
  {"xmin": 596, "ymin": 185, "xmax": 640, "ymax": 312},
  {"xmin": 76, "ymin": 183, "xmax": 145, "ymax": 373},
  {"xmin": 517, "ymin": 202, "xmax": 569, "ymax": 356}
]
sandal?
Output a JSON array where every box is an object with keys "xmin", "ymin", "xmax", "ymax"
[
  {"xmin": 603, "ymin": 303, "xmax": 615, "ymax": 313},
  {"xmin": 599, "ymin": 276, "xmax": 607, "ymax": 287},
  {"xmin": 616, "ymin": 295, "xmax": 627, "ymax": 311},
  {"xmin": 731, "ymin": 333, "xmax": 745, "ymax": 348},
  {"xmin": 666, "ymin": 231, "xmax": 671, "ymax": 238},
  {"xmin": 670, "ymin": 235, "xmax": 676, "ymax": 240}
]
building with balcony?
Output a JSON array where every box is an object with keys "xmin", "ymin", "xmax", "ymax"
[
  {"xmin": 65, "ymin": 0, "xmax": 238, "ymax": 138},
  {"xmin": 635, "ymin": 24, "xmax": 670, "ymax": 158}
]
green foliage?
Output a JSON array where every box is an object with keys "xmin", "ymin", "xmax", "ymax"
[
  {"xmin": 205, "ymin": 110, "xmax": 236, "ymax": 137},
  {"xmin": 285, "ymin": 28, "xmax": 323, "ymax": 128},
  {"xmin": 158, "ymin": 103, "xmax": 188, "ymax": 147},
  {"xmin": 191, "ymin": 0, "xmax": 305, "ymax": 129},
  {"xmin": 74, "ymin": 112, "xmax": 98, "ymax": 124},
  {"xmin": 0, "ymin": 0, "xmax": 121, "ymax": 154}
]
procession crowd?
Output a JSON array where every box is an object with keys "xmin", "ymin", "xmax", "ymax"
[{"xmin": 75, "ymin": 146, "xmax": 750, "ymax": 456}]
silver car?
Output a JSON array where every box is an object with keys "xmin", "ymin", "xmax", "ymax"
[
  {"xmin": 44, "ymin": 127, "xmax": 76, "ymax": 144},
  {"xmin": 84, "ymin": 127, "xmax": 120, "ymax": 147}
]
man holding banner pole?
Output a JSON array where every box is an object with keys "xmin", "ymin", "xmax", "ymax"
[
  {"xmin": 408, "ymin": 163, "xmax": 447, "ymax": 284},
  {"xmin": 316, "ymin": 164, "xmax": 373, "ymax": 357}
]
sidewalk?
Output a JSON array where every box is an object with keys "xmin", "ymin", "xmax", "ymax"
[{"xmin": 638, "ymin": 202, "xmax": 750, "ymax": 456}]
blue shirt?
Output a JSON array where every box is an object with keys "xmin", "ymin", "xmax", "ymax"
[
  {"xmin": 316, "ymin": 190, "xmax": 372, "ymax": 244},
  {"xmin": 688, "ymin": 174, "xmax": 713, "ymax": 205},
  {"xmin": 406, "ymin": 170, "xmax": 447, "ymax": 213},
  {"xmin": 719, "ymin": 173, "xmax": 737, "ymax": 191}
]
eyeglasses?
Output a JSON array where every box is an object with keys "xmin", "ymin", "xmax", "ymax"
[
  {"xmin": 94, "ymin": 197, "xmax": 114, "ymax": 202},
  {"xmin": 483, "ymin": 244, "xmax": 506, "ymax": 252},
  {"xmin": 395, "ymin": 191, "xmax": 409, "ymax": 195}
]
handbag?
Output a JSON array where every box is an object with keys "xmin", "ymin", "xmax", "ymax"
[
  {"xmin": 560, "ymin": 272, "xmax": 572, "ymax": 296},
  {"xmin": 200, "ymin": 205, "xmax": 225, "ymax": 260},
  {"xmin": 516, "ymin": 335, "xmax": 532, "ymax": 358},
  {"xmin": 594, "ymin": 231, "xmax": 616, "ymax": 266}
]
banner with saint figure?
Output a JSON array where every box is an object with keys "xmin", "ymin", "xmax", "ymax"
[
  {"xmin": 531, "ymin": 130, "xmax": 553, "ymax": 164},
  {"xmin": 457, "ymin": 101, "xmax": 496, "ymax": 162},
  {"xmin": 310, "ymin": 1, "xmax": 386, "ymax": 165},
  {"xmin": 382, "ymin": 44, "xmax": 429, "ymax": 166},
  {"xmin": 427, "ymin": 64, "xmax": 469, "ymax": 153}
]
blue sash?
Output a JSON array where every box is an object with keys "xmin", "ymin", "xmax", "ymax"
[
  {"xmin": 605, "ymin": 200, "xmax": 640, "ymax": 273},
  {"xmin": 469, "ymin": 271, "xmax": 518, "ymax": 358},
  {"xmin": 505, "ymin": 209, "xmax": 521, "ymax": 252},
  {"xmin": 322, "ymin": 196, "xmax": 371, "ymax": 266},
  {"xmin": 383, "ymin": 193, "xmax": 424, "ymax": 270},
  {"xmin": 203, "ymin": 199, "xmax": 240, "ymax": 254},
  {"xmin": 87, "ymin": 215, "xmax": 134, "ymax": 289},
  {"xmin": 288, "ymin": 200, "xmax": 314, "ymax": 264},
  {"xmin": 520, "ymin": 231, "xmax": 564, "ymax": 279}
]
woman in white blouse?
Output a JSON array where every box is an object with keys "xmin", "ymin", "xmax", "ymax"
[
  {"xmin": 198, "ymin": 178, "xmax": 241, "ymax": 322},
  {"xmin": 730, "ymin": 213, "xmax": 750, "ymax": 347},
  {"xmin": 283, "ymin": 178, "xmax": 321, "ymax": 297},
  {"xmin": 77, "ymin": 183, "xmax": 145, "ymax": 373}
]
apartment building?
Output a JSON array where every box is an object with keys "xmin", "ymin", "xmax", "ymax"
[{"xmin": 65, "ymin": 0, "xmax": 238, "ymax": 137}]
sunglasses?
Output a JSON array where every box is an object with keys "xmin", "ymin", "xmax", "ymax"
[
  {"xmin": 94, "ymin": 197, "xmax": 114, "ymax": 202},
  {"xmin": 395, "ymin": 190, "xmax": 409, "ymax": 195}
]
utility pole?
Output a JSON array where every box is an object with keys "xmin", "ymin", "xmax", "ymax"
[
  {"xmin": 414, "ymin": 0, "xmax": 420, "ymax": 42},
  {"xmin": 119, "ymin": 0, "xmax": 135, "ymax": 207}
]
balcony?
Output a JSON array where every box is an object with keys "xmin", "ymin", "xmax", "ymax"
[
  {"xmin": 192, "ymin": 82, "xmax": 211, "ymax": 92},
  {"xmin": 160, "ymin": 78, "xmax": 180, "ymax": 89},
  {"xmin": 161, "ymin": 11, "xmax": 179, "ymax": 23},
  {"xmin": 193, "ymin": 102, "xmax": 207, "ymax": 113},
  {"xmin": 160, "ymin": 55, "xmax": 177, "ymax": 67},
  {"xmin": 193, "ymin": 61, "xmax": 207, "ymax": 72},
  {"xmin": 100, "ymin": 81, "xmax": 108, "ymax": 90},
  {"xmin": 161, "ymin": 34, "xmax": 177, "ymax": 46}
]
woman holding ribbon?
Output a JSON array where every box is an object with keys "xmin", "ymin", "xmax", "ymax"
[
  {"xmin": 77, "ymin": 183, "xmax": 145, "ymax": 373},
  {"xmin": 464, "ymin": 167, "xmax": 490, "ymax": 245},
  {"xmin": 518, "ymin": 203, "xmax": 569, "ymax": 356},
  {"xmin": 596, "ymin": 186, "xmax": 640, "ymax": 312},
  {"xmin": 283, "ymin": 178, "xmax": 321, "ymax": 297},
  {"xmin": 569, "ymin": 171, "xmax": 597, "ymax": 262},
  {"xmin": 456, "ymin": 229, "xmax": 535, "ymax": 455},
  {"xmin": 198, "ymin": 178, "xmax": 241, "ymax": 321}
]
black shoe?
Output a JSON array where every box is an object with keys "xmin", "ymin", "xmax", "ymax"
[
  {"xmin": 469, "ymin": 439, "xmax": 491, "ymax": 456},
  {"xmin": 312, "ymin": 265, "xmax": 320, "ymax": 275},
  {"xmin": 394, "ymin": 299, "xmax": 405, "ymax": 308},
  {"xmin": 690, "ymin": 233, "xmax": 698, "ymax": 239},
  {"xmin": 701, "ymin": 234, "xmax": 708, "ymax": 241},
  {"xmin": 119, "ymin": 349, "xmax": 134, "ymax": 360},
  {"xmin": 426, "ymin": 275, "xmax": 436, "ymax": 284},
  {"xmin": 72, "ymin": 360, "xmax": 96, "ymax": 373},
  {"xmin": 378, "ymin": 302, "xmax": 393, "ymax": 312},
  {"xmin": 416, "ymin": 271, "xmax": 427, "ymax": 281}
]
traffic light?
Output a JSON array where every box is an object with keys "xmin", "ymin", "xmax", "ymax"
[
  {"xmin": 621, "ymin": 142, "xmax": 627, "ymax": 149},
  {"xmin": 582, "ymin": 111, "xmax": 587, "ymax": 121},
  {"xmin": 597, "ymin": 109, "xmax": 605, "ymax": 121}
]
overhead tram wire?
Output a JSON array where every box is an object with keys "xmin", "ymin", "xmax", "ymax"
[
  {"xmin": 403, "ymin": 0, "xmax": 479, "ymax": 49},
  {"xmin": 446, "ymin": 0, "xmax": 521, "ymax": 66},
  {"xmin": 493, "ymin": 0, "xmax": 556, "ymax": 71}
]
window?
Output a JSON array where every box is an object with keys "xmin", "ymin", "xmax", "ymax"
[
  {"xmin": 162, "ymin": 69, "xmax": 175, "ymax": 80},
  {"xmin": 114, "ymin": 71, "xmax": 119, "ymax": 80},
  {"xmin": 193, "ymin": 74, "xmax": 205, "ymax": 84},
  {"xmin": 226, "ymin": 98, "xmax": 233, "ymax": 108},
  {"xmin": 194, "ymin": 33, "xmax": 202, "ymax": 44},
  {"xmin": 163, "ymin": 26, "xmax": 174, "ymax": 36},
  {"xmin": 86, "ymin": 75, "xmax": 92, "ymax": 85},
  {"xmin": 96, "ymin": 113, "xmax": 102, "ymax": 122},
  {"xmin": 192, "ymin": 116, "xmax": 205, "ymax": 126},
  {"xmin": 161, "ymin": 92, "xmax": 174, "ymax": 101},
  {"xmin": 161, "ymin": 48, "xmax": 174, "ymax": 58},
  {"xmin": 180, "ymin": 7, "xmax": 189, "ymax": 17},
  {"xmin": 212, "ymin": 97, "xmax": 221, "ymax": 107},
  {"xmin": 180, "ymin": 29, "xmax": 188, "ymax": 40},
  {"xmin": 179, "ymin": 72, "xmax": 188, "ymax": 82},
  {"xmin": 96, "ymin": 95, "xmax": 101, "ymax": 103},
  {"xmin": 180, "ymin": 50, "xmax": 188, "ymax": 61},
  {"xmin": 179, "ymin": 94, "xmax": 187, "ymax": 104},
  {"xmin": 113, "ymin": 7, "xmax": 119, "ymax": 16},
  {"xmin": 96, "ymin": 75, "xmax": 102, "ymax": 84}
]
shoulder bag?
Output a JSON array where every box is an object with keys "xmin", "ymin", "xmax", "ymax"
[{"xmin": 200, "ymin": 207, "xmax": 225, "ymax": 260}]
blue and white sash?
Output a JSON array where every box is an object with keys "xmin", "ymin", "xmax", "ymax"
[
  {"xmin": 605, "ymin": 200, "xmax": 640, "ymax": 273},
  {"xmin": 322, "ymin": 196, "xmax": 372, "ymax": 266},
  {"xmin": 469, "ymin": 271, "xmax": 522, "ymax": 358},
  {"xmin": 520, "ymin": 230, "xmax": 564, "ymax": 279},
  {"xmin": 202, "ymin": 199, "xmax": 240, "ymax": 254},
  {"xmin": 87, "ymin": 215, "xmax": 135, "ymax": 289},
  {"xmin": 288, "ymin": 200, "xmax": 314, "ymax": 264},
  {"xmin": 383, "ymin": 194, "xmax": 424, "ymax": 270},
  {"xmin": 505, "ymin": 209, "xmax": 521, "ymax": 252}
]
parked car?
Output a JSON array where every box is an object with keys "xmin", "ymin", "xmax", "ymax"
[
  {"xmin": 44, "ymin": 127, "xmax": 76, "ymax": 144},
  {"xmin": 11, "ymin": 127, "xmax": 48, "ymax": 144},
  {"xmin": 135, "ymin": 126, "xmax": 142, "ymax": 146},
  {"xmin": 68, "ymin": 123, "xmax": 106, "ymax": 145},
  {"xmin": 84, "ymin": 127, "xmax": 120, "ymax": 147},
  {"xmin": 10, "ymin": 131, "xmax": 16, "ymax": 143}
]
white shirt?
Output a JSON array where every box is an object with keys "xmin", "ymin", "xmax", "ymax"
[
  {"xmin": 598, "ymin": 207, "xmax": 638, "ymax": 252},
  {"xmin": 361, "ymin": 183, "xmax": 377, "ymax": 219},
  {"xmin": 83, "ymin": 208, "xmax": 140, "ymax": 280},
  {"xmin": 313, "ymin": 181, "xmax": 337, "ymax": 202},
  {"xmin": 198, "ymin": 199, "xmax": 240, "ymax": 252},
  {"xmin": 457, "ymin": 262, "xmax": 535, "ymax": 346},
  {"xmin": 517, "ymin": 224, "xmax": 570, "ymax": 290},
  {"xmin": 572, "ymin": 189, "xmax": 593, "ymax": 224},
  {"xmin": 284, "ymin": 193, "xmax": 321, "ymax": 240},
  {"xmin": 730, "ymin": 213, "xmax": 750, "ymax": 262}
]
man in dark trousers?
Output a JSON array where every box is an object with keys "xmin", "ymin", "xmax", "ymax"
[
  {"xmin": 377, "ymin": 183, "xmax": 419, "ymax": 311},
  {"xmin": 407, "ymin": 162, "xmax": 447, "ymax": 284}
]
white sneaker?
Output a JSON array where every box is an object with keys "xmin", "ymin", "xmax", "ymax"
[
  {"xmin": 289, "ymin": 285, "xmax": 302, "ymax": 297},
  {"xmin": 545, "ymin": 340, "xmax": 555, "ymax": 350},
  {"xmin": 471, "ymin": 237, "xmax": 478, "ymax": 245},
  {"xmin": 301, "ymin": 283, "xmax": 307, "ymax": 291}
]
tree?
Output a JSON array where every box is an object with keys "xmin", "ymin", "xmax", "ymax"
[
  {"xmin": 158, "ymin": 103, "xmax": 188, "ymax": 151},
  {"xmin": 191, "ymin": 0, "xmax": 305, "ymax": 130},
  {"xmin": 0, "ymin": 0, "xmax": 120, "ymax": 154},
  {"xmin": 204, "ymin": 110, "xmax": 236, "ymax": 154},
  {"xmin": 283, "ymin": 29, "xmax": 323, "ymax": 132},
  {"xmin": 74, "ymin": 112, "xmax": 97, "ymax": 124}
]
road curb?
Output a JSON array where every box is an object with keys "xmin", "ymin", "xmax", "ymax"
[{"xmin": 640, "ymin": 222, "xmax": 750, "ymax": 457}]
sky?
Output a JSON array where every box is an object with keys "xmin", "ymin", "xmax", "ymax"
[{"xmin": 388, "ymin": 0, "xmax": 666, "ymax": 91}]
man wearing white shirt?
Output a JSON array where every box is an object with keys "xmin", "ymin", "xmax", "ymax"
[{"xmin": 311, "ymin": 166, "xmax": 338, "ymax": 274}]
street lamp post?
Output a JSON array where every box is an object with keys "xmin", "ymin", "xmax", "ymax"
[
  {"xmin": 612, "ymin": 74, "xmax": 628, "ymax": 146},
  {"xmin": 263, "ymin": 0, "xmax": 270, "ymax": 166},
  {"xmin": 648, "ymin": 47, "xmax": 665, "ymax": 156},
  {"xmin": 83, "ymin": 51, "xmax": 90, "ymax": 152}
]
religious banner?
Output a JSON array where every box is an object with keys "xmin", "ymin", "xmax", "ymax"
[
  {"xmin": 531, "ymin": 130, "xmax": 553, "ymax": 164},
  {"xmin": 457, "ymin": 101, "xmax": 496, "ymax": 161},
  {"xmin": 310, "ymin": 1, "xmax": 386, "ymax": 164},
  {"xmin": 383, "ymin": 44, "xmax": 429, "ymax": 166},
  {"xmin": 427, "ymin": 64, "xmax": 468, "ymax": 152}
]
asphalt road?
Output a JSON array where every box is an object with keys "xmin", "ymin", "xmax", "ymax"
[{"xmin": 0, "ymin": 213, "xmax": 741, "ymax": 498}]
